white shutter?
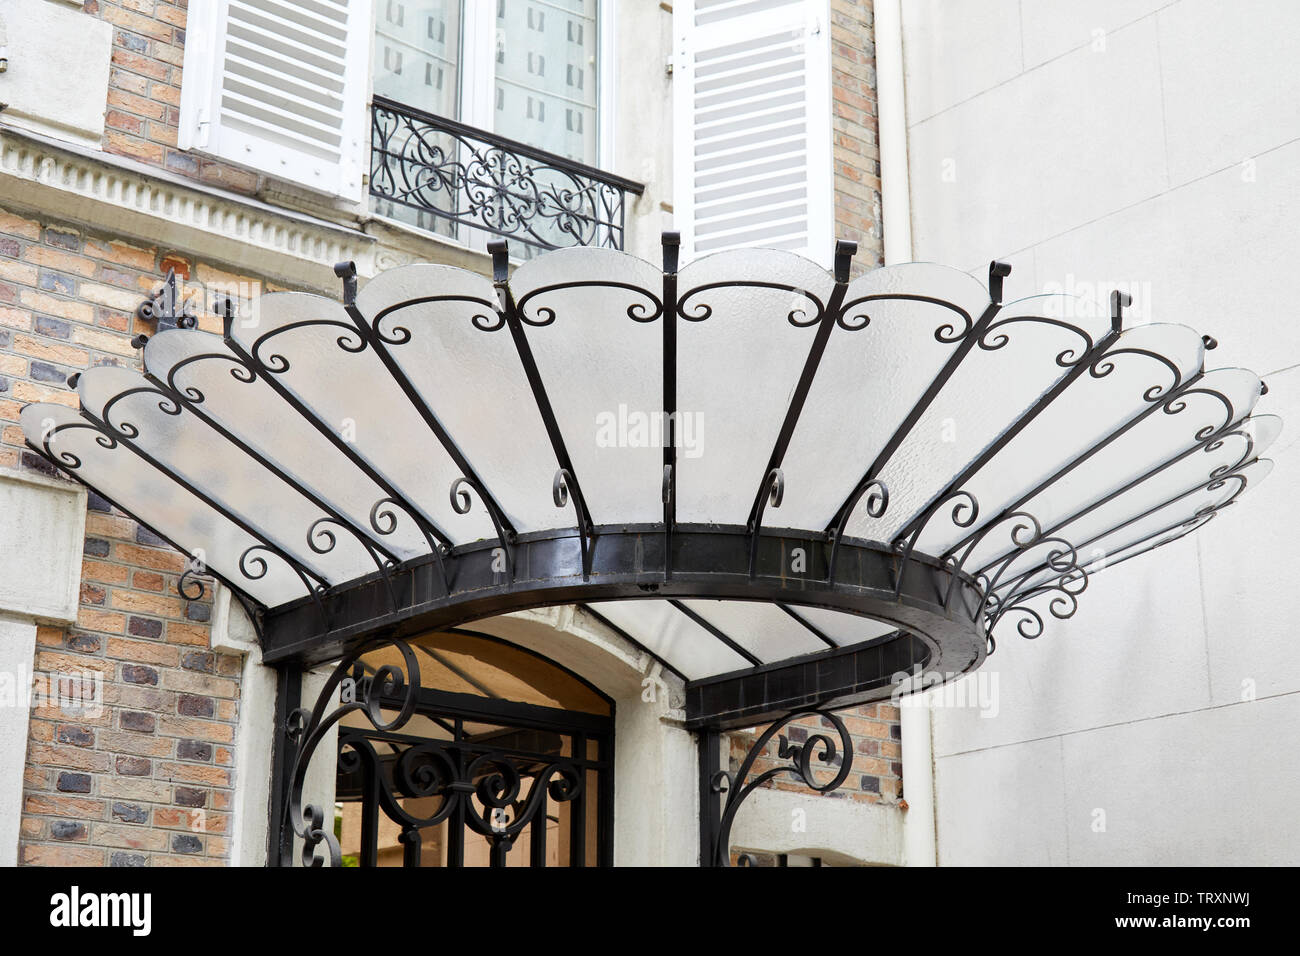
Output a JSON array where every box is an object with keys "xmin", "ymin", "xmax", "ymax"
[
  {"xmin": 673, "ymin": 0, "xmax": 832, "ymax": 262},
  {"xmin": 179, "ymin": 0, "xmax": 372, "ymax": 202}
]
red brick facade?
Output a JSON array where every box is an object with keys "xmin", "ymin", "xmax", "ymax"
[
  {"xmin": 830, "ymin": 0, "xmax": 883, "ymax": 275},
  {"xmin": 1, "ymin": 206, "xmax": 277, "ymax": 865}
]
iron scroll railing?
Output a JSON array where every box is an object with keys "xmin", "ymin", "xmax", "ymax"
[{"xmin": 369, "ymin": 95, "xmax": 644, "ymax": 252}]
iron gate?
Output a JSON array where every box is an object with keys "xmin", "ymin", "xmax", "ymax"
[{"xmin": 331, "ymin": 688, "xmax": 613, "ymax": 867}]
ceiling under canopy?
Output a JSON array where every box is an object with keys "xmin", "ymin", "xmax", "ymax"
[{"xmin": 20, "ymin": 237, "xmax": 1276, "ymax": 727}]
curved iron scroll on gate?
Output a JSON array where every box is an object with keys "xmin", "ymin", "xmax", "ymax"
[{"xmin": 276, "ymin": 636, "xmax": 614, "ymax": 868}]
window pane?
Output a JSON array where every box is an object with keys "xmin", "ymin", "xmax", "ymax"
[
  {"xmin": 374, "ymin": 0, "xmax": 462, "ymax": 119},
  {"xmin": 373, "ymin": 2, "xmax": 464, "ymax": 239},
  {"xmin": 495, "ymin": 0, "xmax": 599, "ymax": 165}
]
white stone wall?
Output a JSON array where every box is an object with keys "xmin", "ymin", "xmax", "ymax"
[{"xmin": 899, "ymin": 0, "xmax": 1300, "ymax": 865}]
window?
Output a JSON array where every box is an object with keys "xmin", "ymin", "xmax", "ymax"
[
  {"xmin": 363, "ymin": 0, "xmax": 645, "ymax": 258},
  {"xmin": 375, "ymin": 0, "xmax": 462, "ymax": 126},
  {"xmin": 372, "ymin": 0, "xmax": 603, "ymax": 167}
]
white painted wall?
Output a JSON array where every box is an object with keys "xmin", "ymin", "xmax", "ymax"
[
  {"xmin": 0, "ymin": 471, "xmax": 86, "ymax": 865},
  {"xmin": 899, "ymin": 0, "xmax": 1300, "ymax": 865},
  {"xmin": 0, "ymin": 0, "xmax": 112, "ymax": 148}
]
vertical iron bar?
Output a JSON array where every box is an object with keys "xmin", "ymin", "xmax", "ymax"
[
  {"xmin": 400, "ymin": 827, "xmax": 422, "ymax": 867},
  {"xmin": 359, "ymin": 760, "xmax": 380, "ymax": 867},
  {"xmin": 699, "ymin": 727, "xmax": 721, "ymax": 868},
  {"xmin": 489, "ymin": 240, "xmax": 596, "ymax": 536},
  {"xmin": 529, "ymin": 788, "xmax": 548, "ymax": 867},
  {"xmin": 662, "ymin": 232, "xmax": 680, "ymax": 580},
  {"xmin": 569, "ymin": 732, "xmax": 587, "ymax": 867},
  {"xmin": 448, "ymin": 716, "xmax": 465, "ymax": 868}
]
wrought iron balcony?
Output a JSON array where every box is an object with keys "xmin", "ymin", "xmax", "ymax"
[{"xmin": 369, "ymin": 96, "xmax": 644, "ymax": 253}]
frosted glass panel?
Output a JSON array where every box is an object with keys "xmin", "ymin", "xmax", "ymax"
[
  {"xmin": 584, "ymin": 600, "xmax": 751, "ymax": 680},
  {"xmin": 20, "ymin": 404, "xmax": 307, "ymax": 607},
  {"xmin": 511, "ymin": 248, "xmax": 665, "ymax": 523},
  {"xmin": 354, "ymin": 263, "xmax": 563, "ymax": 532},
  {"xmin": 792, "ymin": 605, "xmax": 900, "ymax": 647},
  {"xmin": 144, "ymin": 330, "xmax": 430, "ymax": 560},
  {"xmin": 676, "ymin": 249, "xmax": 836, "ymax": 524},
  {"xmin": 231, "ymin": 292, "xmax": 496, "ymax": 544},
  {"xmin": 779, "ymin": 263, "xmax": 991, "ymax": 531},
  {"xmin": 854, "ymin": 293, "xmax": 1111, "ymax": 543},
  {"xmin": 679, "ymin": 599, "xmax": 825, "ymax": 662}
]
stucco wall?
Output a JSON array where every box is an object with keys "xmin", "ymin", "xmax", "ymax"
[{"xmin": 900, "ymin": 0, "xmax": 1300, "ymax": 865}]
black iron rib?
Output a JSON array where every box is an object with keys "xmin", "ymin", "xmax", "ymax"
[
  {"xmin": 981, "ymin": 463, "xmax": 1252, "ymax": 586},
  {"xmin": 25, "ymin": 438, "xmax": 262, "ymax": 614},
  {"xmin": 978, "ymin": 413, "xmax": 1255, "ymax": 574},
  {"xmin": 890, "ymin": 293, "xmax": 1127, "ymax": 549},
  {"xmin": 334, "ymin": 261, "xmax": 517, "ymax": 541},
  {"xmin": 578, "ymin": 603, "xmax": 688, "ymax": 683},
  {"xmin": 776, "ymin": 604, "xmax": 838, "ymax": 649},
  {"xmin": 489, "ymin": 240, "xmax": 595, "ymax": 536},
  {"xmin": 140, "ymin": 368, "xmax": 403, "ymax": 566},
  {"xmin": 70, "ymin": 412, "xmax": 331, "ymax": 588},
  {"xmin": 942, "ymin": 369, "xmax": 1208, "ymax": 562},
  {"xmin": 662, "ymin": 231, "xmax": 680, "ymax": 580},
  {"xmin": 669, "ymin": 600, "xmax": 763, "ymax": 667},
  {"xmin": 218, "ymin": 301, "xmax": 456, "ymax": 555},
  {"xmin": 746, "ymin": 240, "xmax": 856, "ymax": 533}
]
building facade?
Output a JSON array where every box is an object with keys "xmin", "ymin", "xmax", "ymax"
[
  {"xmin": 0, "ymin": 0, "xmax": 900, "ymax": 867},
  {"xmin": 2, "ymin": 0, "xmax": 1289, "ymax": 869}
]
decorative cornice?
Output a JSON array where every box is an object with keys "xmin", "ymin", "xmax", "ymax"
[{"xmin": 0, "ymin": 125, "xmax": 379, "ymax": 292}]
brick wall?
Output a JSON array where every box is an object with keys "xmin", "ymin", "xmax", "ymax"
[
  {"xmin": 830, "ymin": 0, "xmax": 883, "ymax": 275},
  {"xmin": 87, "ymin": 0, "xmax": 261, "ymax": 194},
  {"xmin": 0, "ymin": 207, "xmax": 276, "ymax": 865},
  {"xmin": 727, "ymin": 702, "xmax": 903, "ymax": 801}
]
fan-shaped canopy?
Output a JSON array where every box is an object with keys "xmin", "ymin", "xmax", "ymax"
[{"xmin": 21, "ymin": 238, "xmax": 1275, "ymax": 727}]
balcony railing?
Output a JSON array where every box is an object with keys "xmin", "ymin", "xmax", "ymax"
[{"xmin": 369, "ymin": 96, "xmax": 644, "ymax": 253}]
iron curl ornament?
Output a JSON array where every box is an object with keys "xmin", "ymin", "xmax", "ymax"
[
  {"xmin": 282, "ymin": 637, "xmax": 422, "ymax": 867},
  {"xmin": 706, "ymin": 709, "xmax": 854, "ymax": 867}
]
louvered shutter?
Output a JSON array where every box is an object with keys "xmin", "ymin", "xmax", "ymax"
[
  {"xmin": 673, "ymin": 0, "xmax": 832, "ymax": 262},
  {"xmin": 179, "ymin": 0, "xmax": 372, "ymax": 202}
]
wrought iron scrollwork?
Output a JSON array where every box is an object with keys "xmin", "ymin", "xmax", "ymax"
[
  {"xmin": 705, "ymin": 709, "xmax": 854, "ymax": 868},
  {"xmin": 284, "ymin": 638, "xmax": 422, "ymax": 867},
  {"xmin": 370, "ymin": 96, "xmax": 641, "ymax": 252},
  {"xmin": 554, "ymin": 468, "xmax": 592, "ymax": 580},
  {"xmin": 286, "ymin": 639, "xmax": 592, "ymax": 868},
  {"xmin": 451, "ymin": 475, "xmax": 515, "ymax": 578}
]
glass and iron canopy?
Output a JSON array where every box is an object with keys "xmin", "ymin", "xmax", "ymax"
[{"xmin": 21, "ymin": 238, "xmax": 1277, "ymax": 728}]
